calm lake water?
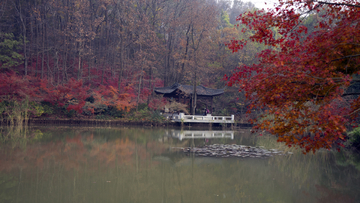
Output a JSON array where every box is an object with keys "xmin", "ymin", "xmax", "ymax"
[{"xmin": 0, "ymin": 126, "xmax": 359, "ymax": 203}]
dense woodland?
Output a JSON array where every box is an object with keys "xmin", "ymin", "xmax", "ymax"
[
  {"xmin": 2, "ymin": 0, "xmax": 359, "ymax": 152},
  {"xmin": 0, "ymin": 0, "xmax": 263, "ymax": 121}
]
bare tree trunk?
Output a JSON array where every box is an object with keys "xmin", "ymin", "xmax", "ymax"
[
  {"xmin": 46, "ymin": 22, "xmax": 51, "ymax": 80},
  {"xmin": 118, "ymin": 31, "xmax": 124, "ymax": 92},
  {"xmin": 192, "ymin": 71, "xmax": 197, "ymax": 115},
  {"xmin": 63, "ymin": 46, "xmax": 68, "ymax": 82},
  {"xmin": 41, "ymin": 24, "xmax": 45, "ymax": 79},
  {"xmin": 101, "ymin": 61, "xmax": 104, "ymax": 85},
  {"xmin": 178, "ymin": 24, "xmax": 191, "ymax": 83},
  {"xmin": 35, "ymin": 8, "xmax": 39, "ymax": 77},
  {"xmin": 88, "ymin": 58, "xmax": 91, "ymax": 84},
  {"xmin": 14, "ymin": 0, "xmax": 28, "ymax": 75},
  {"xmin": 136, "ymin": 48, "xmax": 145, "ymax": 110},
  {"xmin": 147, "ymin": 65, "xmax": 152, "ymax": 105},
  {"xmin": 22, "ymin": 12, "xmax": 27, "ymax": 76},
  {"xmin": 55, "ymin": 51, "xmax": 59, "ymax": 85},
  {"xmin": 78, "ymin": 43, "xmax": 81, "ymax": 80},
  {"xmin": 136, "ymin": 67, "xmax": 143, "ymax": 111},
  {"xmin": 29, "ymin": 13, "xmax": 33, "ymax": 70}
]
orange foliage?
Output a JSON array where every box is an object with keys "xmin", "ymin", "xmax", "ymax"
[
  {"xmin": 0, "ymin": 71, "xmax": 138, "ymax": 116},
  {"xmin": 91, "ymin": 85, "xmax": 136, "ymax": 112},
  {"xmin": 41, "ymin": 78, "xmax": 90, "ymax": 113}
]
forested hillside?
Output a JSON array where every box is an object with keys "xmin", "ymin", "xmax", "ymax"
[{"xmin": 0, "ymin": 0, "xmax": 262, "ymax": 120}]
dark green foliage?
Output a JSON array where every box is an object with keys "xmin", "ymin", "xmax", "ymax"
[
  {"xmin": 93, "ymin": 104, "xmax": 108, "ymax": 115},
  {"xmin": 95, "ymin": 114, "xmax": 110, "ymax": 120},
  {"xmin": 137, "ymin": 103, "xmax": 148, "ymax": 111},
  {"xmin": 37, "ymin": 101, "xmax": 76, "ymax": 118},
  {"xmin": 82, "ymin": 109, "xmax": 93, "ymax": 116},
  {"xmin": 333, "ymin": 149, "xmax": 360, "ymax": 171},
  {"xmin": 149, "ymin": 110, "xmax": 165, "ymax": 123},
  {"xmin": 104, "ymin": 106, "xmax": 124, "ymax": 118},
  {"xmin": 63, "ymin": 107, "xmax": 76, "ymax": 118},
  {"xmin": 88, "ymin": 104, "xmax": 124, "ymax": 119},
  {"xmin": 85, "ymin": 96, "xmax": 95, "ymax": 103},
  {"xmin": 0, "ymin": 32, "xmax": 23, "ymax": 69},
  {"xmin": 129, "ymin": 106, "xmax": 165, "ymax": 123},
  {"xmin": 347, "ymin": 127, "xmax": 360, "ymax": 150},
  {"xmin": 0, "ymin": 101, "xmax": 8, "ymax": 121},
  {"xmin": 38, "ymin": 101, "xmax": 54, "ymax": 116}
]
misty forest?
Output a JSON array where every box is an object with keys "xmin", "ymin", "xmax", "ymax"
[{"xmin": 0, "ymin": 0, "xmax": 261, "ymax": 121}]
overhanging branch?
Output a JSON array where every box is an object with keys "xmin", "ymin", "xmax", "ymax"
[
  {"xmin": 342, "ymin": 92, "xmax": 360, "ymax": 97},
  {"xmin": 314, "ymin": 1, "xmax": 360, "ymax": 8},
  {"xmin": 332, "ymin": 54, "xmax": 360, "ymax": 62}
]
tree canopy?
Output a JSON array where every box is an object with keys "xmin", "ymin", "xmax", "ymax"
[
  {"xmin": 227, "ymin": 0, "xmax": 360, "ymax": 153},
  {"xmin": 0, "ymin": 0, "xmax": 265, "ymax": 119}
]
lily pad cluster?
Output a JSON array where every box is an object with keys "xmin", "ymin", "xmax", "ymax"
[{"xmin": 182, "ymin": 144, "xmax": 287, "ymax": 158}]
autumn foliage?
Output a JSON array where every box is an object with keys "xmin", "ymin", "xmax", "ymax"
[
  {"xmin": 0, "ymin": 71, "xmax": 39, "ymax": 102},
  {"xmin": 0, "ymin": 70, "xmax": 139, "ymax": 118},
  {"xmin": 227, "ymin": 1, "xmax": 360, "ymax": 152},
  {"xmin": 91, "ymin": 85, "xmax": 136, "ymax": 112},
  {"xmin": 40, "ymin": 78, "xmax": 90, "ymax": 113}
]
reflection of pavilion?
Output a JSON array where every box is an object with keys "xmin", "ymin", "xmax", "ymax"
[{"xmin": 166, "ymin": 130, "xmax": 234, "ymax": 141}]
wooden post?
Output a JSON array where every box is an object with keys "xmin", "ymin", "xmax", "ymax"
[
  {"xmin": 180, "ymin": 113, "xmax": 184, "ymax": 128},
  {"xmin": 231, "ymin": 115, "xmax": 235, "ymax": 129},
  {"xmin": 190, "ymin": 96, "xmax": 192, "ymax": 115}
]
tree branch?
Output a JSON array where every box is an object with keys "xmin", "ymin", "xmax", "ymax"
[
  {"xmin": 315, "ymin": 1, "xmax": 360, "ymax": 8},
  {"xmin": 342, "ymin": 92, "xmax": 360, "ymax": 97},
  {"xmin": 332, "ymin": 54, "xmax": 360, "ymax": 62}
]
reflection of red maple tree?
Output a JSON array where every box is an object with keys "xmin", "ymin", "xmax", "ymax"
[
  {"xmin": 0, "ymin": 134, "xmax": 166, "ymax": 173},
  {"xmin": 226, "ymin": 1, "xmax": 360, "ymax": 153}
]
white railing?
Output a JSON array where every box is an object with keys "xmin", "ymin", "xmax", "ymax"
[
  {"xmin": 172, "ymin": 113, "xmax": 234, "ymax": 123},
  {"xmin": 166, "ymin": 130, "xmax": 234, "ymax": 140}
]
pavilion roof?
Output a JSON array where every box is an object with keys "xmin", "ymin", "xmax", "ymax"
[{"xmin": 154, "ymin": 83, "xmax": 224, "ymax": 97}]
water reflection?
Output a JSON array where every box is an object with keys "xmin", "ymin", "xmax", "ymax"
[
  {"xmin": 166, "ymin": 129, "xmax": 234, "ymax": 140},
  {"xmin": 0, "ymin": 126, "xmax": 359, "ymax": 203}
]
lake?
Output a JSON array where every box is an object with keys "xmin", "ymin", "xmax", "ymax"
[{"xmin": 0, "ymin": 126, "xmax": 359, "ymax": 203}]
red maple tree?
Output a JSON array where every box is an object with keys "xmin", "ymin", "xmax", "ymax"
[
  {"xmin": 227, "ymin": 0, "xmax": 360, "ymax": 152},
  {"xmin": 40, "ymin": 78, "xmax": 90, "ymax": 113}
]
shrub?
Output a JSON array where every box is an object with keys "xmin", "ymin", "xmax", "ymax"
[
  {"xmin": 166, "ymin": 101, "xmax": 189, "ymax": 114},
  {"xmin": 85, "ymin": 95, "xmax": 95, "ymax": 103},
  {"xmin": 105, "ymin": 106, "xmax": 124, "ymax": 118},
  {"xmin": 129, "ymin": 106, "xmax": 165, "ymax": 123},
  {"xmin": 40, "ymin": 101, "xmax": 54, "ymax": 116},
  {"xmin": 63, "ymin": 107, "xmax": 76, "ymax": 118},
  {"xmin": 347, "ymin": 127, "xmax": 360, "ymax": 150},
  {"xmin": 137, "ymin": 103, "xmax": 148, "ymax": 111}
]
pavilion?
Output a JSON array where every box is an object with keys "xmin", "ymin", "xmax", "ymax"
[{"xmin": 154, "ymin": 83, "xmax": 224, "ymax": 114}]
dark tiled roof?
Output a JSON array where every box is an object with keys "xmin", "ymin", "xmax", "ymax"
[{"xmin": 154, "ymin": 83, "xmax": 224, "ymax": 96}]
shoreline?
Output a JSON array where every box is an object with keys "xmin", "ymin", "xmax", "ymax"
[
  {"xmin": 0, "ymin": 118, "xmax": 253, "ymax": 128},
  {"xmin": 28, "ymin": 118, "xmax": 172, "ymax": 127}
]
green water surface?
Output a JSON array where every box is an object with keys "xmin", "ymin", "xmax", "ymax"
[{"xmin": 0, "ymin": 126, "xmax": 359, "ymax": 203}]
